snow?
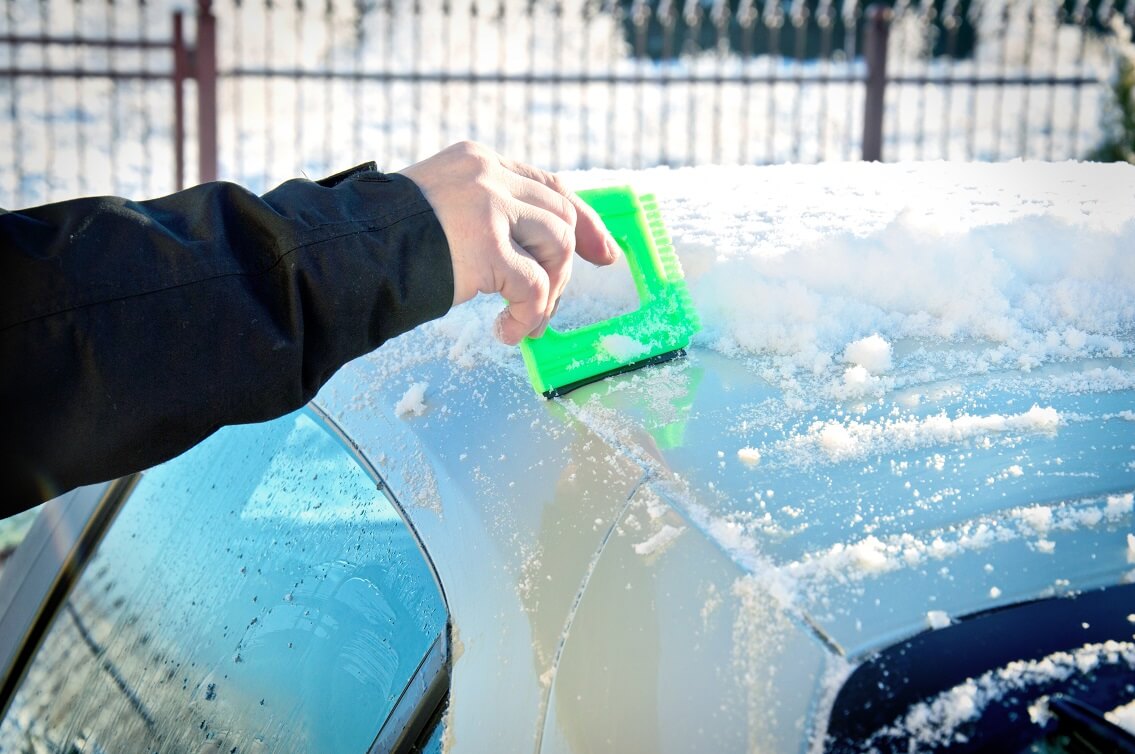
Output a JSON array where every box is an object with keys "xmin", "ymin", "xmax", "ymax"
[
  {"xmin": 1108, "ymin": 699, "xmax": 1135, "ymax": 735},
  {"xmin": 843, "ymin": 334, "xmax": 893, "ymax": 375},
  {"xmin": 736, "ymin": 447, "xmax": 762, "ymax": 466},
  {"xmin": 1015, "ymin": 506, "xmax": 1054, "ymax": 534},
  {"xmin": 478, "ymin": 161, "xmax": 1135, "ymax": 457},
  {"xmin": 632, "ymin": 524, "xmax": 685, "ymax": 556},
  {"xmin": 745, "ymin": 490, "xmax": 1135, "ymax": 591},
  {"xmin": 926, "ymin": 610, "xmax": 952, "ymax": 629},
  {"xmin": 1106, "ymin": 493, "xmax": 1135, "ymax": 521},
  {"xmin": 394, "ymin": 382, "xmax": 430, "ymax": 418},
  {"xmin": 781, "ymin": 405, "xmax": 1063, "ymax": 465},
  {"xmin": 875, "ymin": 641, "xmax": 1135, "ymax": 749},
  {"xmin": 598, "ymin": 333, "xmax": 649, "ymax": 361}
]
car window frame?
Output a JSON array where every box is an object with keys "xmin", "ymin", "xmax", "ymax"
[
  {"xmin": 0, "ymin": 405, "xmax": 450, "ymax": 753},
  {"xmin": 309, "ymin": 400, "xmax": 453, "ymax": 751},
  {"xmin": 0, "ymin": 476, "xmax": 136, "ymax": 715}
]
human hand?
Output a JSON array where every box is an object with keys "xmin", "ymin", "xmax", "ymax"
[{"xmin": 399, "ymin": 141, "xmax": 620, "ymax": 345}]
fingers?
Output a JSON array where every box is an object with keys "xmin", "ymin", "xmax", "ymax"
[
  {"xmin": 498, "ymin": 161, "xmax": 622, "ymax": 341},
  {"xmin": 400, "ymin": 142, "xmax": 623, "ymax": 346},
  {"xmin": 494, "ymin": 239, "xmax": 552, "ymax": 346},
  {"xmin": 511, "ymin": 203, "xmax": 574, "ymax": 325},
  {"xmin": 501, "ymin": 157, "xmax": 621, "ymax": 267}
]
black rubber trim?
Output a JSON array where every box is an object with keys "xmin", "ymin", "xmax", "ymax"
[
  {"xmin": 369, "ymin": 626, "xmax": 450, "ymax": 754},
  {"xmin": 309, "ymin": 403, "xmax": 453, "ymax": 754},
  {"xmin": 0, "ymin": 476, "xmax": 138, "ymax": 717},
  {"xmin": 543, "ymin": 348, "xmax": 687, "ymax": 398}
]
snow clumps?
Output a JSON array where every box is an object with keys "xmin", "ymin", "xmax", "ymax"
[{"xmin": 394, "ymin": 382, "xmax": 429, "ymax": 418}]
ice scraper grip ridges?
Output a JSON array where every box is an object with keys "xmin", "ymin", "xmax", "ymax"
[{"xmin": 520, "ymin": 186, "xmax": 701, "ymax": 398}]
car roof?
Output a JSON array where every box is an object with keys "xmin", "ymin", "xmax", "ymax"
[{"xmin": 314, "ymin": 161, "xmax": 1135, "ymax": 751}]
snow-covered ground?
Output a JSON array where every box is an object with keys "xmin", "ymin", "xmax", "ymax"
[{"xmin": 0, "ymin": 0, "xmax": 1126, "ymax": 207}]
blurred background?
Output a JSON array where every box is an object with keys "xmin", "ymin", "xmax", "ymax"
[{"xmin": 1, "ymin": 0, "xmax": 1133, "ymax": 205}]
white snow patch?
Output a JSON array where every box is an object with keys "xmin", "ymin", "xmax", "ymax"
[
  {"xmin": 633, "ymin": 524, "xmax": 686, "ymax": 556},
  {"xmin": 843, "ymin": 334, "xmax": 893, "ymax": 374},
  {"xmin": 1108, "ymin": 699, "xmax": 1135, "ymax": 735},
  {"xmin": 737, "ymin": 447, "xmax": 762, "ymax": 466},
  {"xmin": 598, "ymin": 334, "xmax": 649, "ymax": 361},
  {"xmin": 1105, "ymin": 493, "xmax": 1135, "ymax": 521},
  {"xmin": 394, "ymin": 382, "xmax": 430, "ymax": 417},
  {"xmin": 769, "ymin": 492, "xmax": 1135, "ymax": 587},
  {"xmin": 834, "ymin": 364, "xmax": 885, "ymax": 400},
  {"xmin": 784, "ymin": 405, "xmax": 1062, "ymax": 464},
  {"xmin": 926, "ymin": 610, "xmax": 951, "ymax": 629},
  {"xmin": 1015, "ymin": 505, "xmax": 1054, "ymax": 534}
]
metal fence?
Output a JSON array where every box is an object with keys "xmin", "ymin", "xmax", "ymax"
[{"xmin": 1, "ymin": 0, "xmax": 1129, "ymax": 206}]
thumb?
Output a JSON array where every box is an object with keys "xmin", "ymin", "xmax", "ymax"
[{"xmin": 493, "ymin": 244, "xmax": 551, "ymax": 346}]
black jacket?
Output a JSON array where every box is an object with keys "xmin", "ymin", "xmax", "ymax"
[{"xmin": 1, "ymin": 164, "xmax": 453, "ymax": 515}]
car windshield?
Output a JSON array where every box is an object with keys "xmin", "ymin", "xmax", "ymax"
[{"xmin": 825, "ymin": 583, "xmax": 1135, "ymax": 753}]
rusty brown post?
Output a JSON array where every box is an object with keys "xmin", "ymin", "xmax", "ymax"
[
  {"xmin": 861, "ymin": 4, "xmax": 890, "ymax": 162},
  {"xmin": 173, "ymin": 11, "xmax": 187, "ymax": 190},
  {"xmin": 195, "ymin": 0, "xmax": 218, "ymax": 183}
]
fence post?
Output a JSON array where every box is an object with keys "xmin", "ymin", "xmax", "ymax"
[
  {"xmin": 861, "ymin": 4, "xmax": 890, "ymax": 162},
  {"xmin": 173, "ymin": 12, "xmax": 187, "ymax": 190},
  {"xmin": 195, "ymin": 0, "xmax": 218, "ymax": 183},
  {"xmin": 171, "ymin": 3, "xmax": 217, "ymax": 189}
]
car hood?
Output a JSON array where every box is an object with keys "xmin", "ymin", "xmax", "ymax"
[
  {"xmin": 317, "ymin": 161, "xmax": 1135, "ymax": 753},
  {"xmin": 555, "ymin": 345, "xmax": 1135, "ymax": 656}
]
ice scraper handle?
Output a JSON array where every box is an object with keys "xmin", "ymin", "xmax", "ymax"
[{"xmin": 519, "ymin": 186, "xmax": 701, "ymax": 398}]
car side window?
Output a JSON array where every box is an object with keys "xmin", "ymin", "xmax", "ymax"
[{"xmin": 0, "ymin": 408, "xmax": 447, "ymax": 753}]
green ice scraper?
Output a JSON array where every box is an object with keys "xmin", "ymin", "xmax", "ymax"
[{"xmin": 520, "ymin": 186, "xmax": 700, "ymax": 398}]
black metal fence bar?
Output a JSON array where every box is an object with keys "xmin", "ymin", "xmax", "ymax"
[
  {"xmin": 0, "ymin": 34, "xmax": 171, "ymax": 47},
  {"xmin": 886, "ymin": 74, "xmax": 1101, "ymax": 85},
  {"xmin": 0, "ymin": 69, "xmax": 173, "ymax": 77},
  {"xmin": 222, "ymin": 68, "xmax": 870, "ymax": 84}
]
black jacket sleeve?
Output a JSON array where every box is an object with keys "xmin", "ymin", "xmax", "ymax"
[{"xmin": 0, "ymin": 164, "xmax": 453, "ymax": 515}]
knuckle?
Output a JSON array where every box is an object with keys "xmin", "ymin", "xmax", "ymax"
[
  {"xmin": 543, "ymin": 172, "xmax": 567, "ymax": 195},
  {"xmin": 556, "ymin": 221, "xmax": 576, "ymax": 256},
  {"xmin": 559, "ymin": 195, "xmax": 578, "ymax": 226},
  {"xmin": 530, "ymin": 269, "xmax": 551, "ymax": 301},
  {"xmin": 452, "ymin": 141, "xmax": 494, "ymax": 176},
  {"xmin": 451, "ymin": 139, "xmax": 481, "ymax": 157}
]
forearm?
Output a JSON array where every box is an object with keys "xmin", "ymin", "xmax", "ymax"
[{"xmin": 1, "ymin": 165, "xmax": 453, "ymax": 513}]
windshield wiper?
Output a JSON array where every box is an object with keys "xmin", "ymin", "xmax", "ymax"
[{"xmin": 1049, "ymin": 695, "xmax": 1135, "ymax": 754}]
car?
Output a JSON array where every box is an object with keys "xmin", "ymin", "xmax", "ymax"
[{"xmin": 1, "ymin": 161, "xmax": 1134, "ymax": 753}]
